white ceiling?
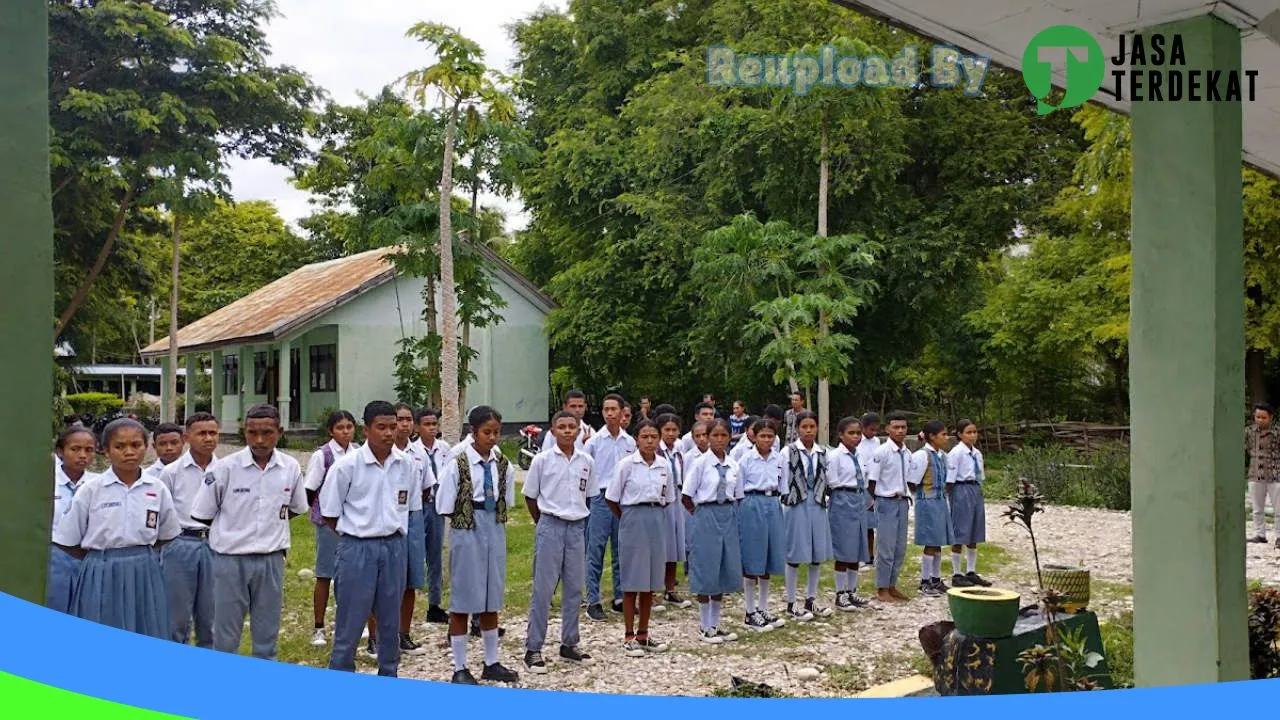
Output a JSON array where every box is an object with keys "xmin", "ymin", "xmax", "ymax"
[{"xmin": 831, "ymin": 0, "xmax": 1280, "ymax": 179}]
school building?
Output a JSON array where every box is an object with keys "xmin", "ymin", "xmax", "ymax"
[{"xmin": 139, "ymin": 244, "xmax": 555, "ymax": 433}]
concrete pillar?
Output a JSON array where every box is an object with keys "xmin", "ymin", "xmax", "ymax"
[
  {"xmin": 184, "ymin": 354, "xmax": 197, "ymax": 421},
  {"xmin": 1129, "ymin": 13, "xmax": 1249, "ymax": 686},
  {"xmin": 211, "ymin": 350, "xmax": 223, "ymax": 423},
  {"xmin": 278, "ymin": 340, "xmax": 292, "ymax": 431},
  {"xmin": 160, "ymin": 356, "xmax": 172, "ymax": 423},
  {"xmin": 0, "ymin": 0, "xmax": 53, "ymax": 603}
]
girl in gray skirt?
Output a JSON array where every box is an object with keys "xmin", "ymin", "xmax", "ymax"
[
  {"xmin": 606, "ymin": 420, "xmax": 674, "ymax": 657},
  {"xmin": 682, "ymin": 419, "xmax": 744, "ymax": 644},
  {"xmin": 908, "ymin": 420, "xmax": 954, "ymax": 597},
  {"xmin": 781, "ymin": 411, "xmax": 833, "ymax": 621},
  {"xmin": 946, "ymin": 420, "xmax": 991, "ymax": 588}
]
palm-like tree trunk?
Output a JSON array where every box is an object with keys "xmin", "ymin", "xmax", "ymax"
[
  {"xmin": 438, "ymin": 99, "xmax": 462, "ymax": 442},
  {"xmin": 167, "ymin": 213, "xmax": 181, "ymax": 423},
  {"xmin": 816, "ymin": 117, "xmax": 831, "ymax": 444},
  {"xmin": 424, "ymin": 271, "xmax": 440, "ymax": 409}
]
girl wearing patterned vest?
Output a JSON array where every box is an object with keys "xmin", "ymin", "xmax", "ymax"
[
  {"xmin": 781, "ymin": 410, "xmax": 834, "ymax": 621},
  {"xmin": 435, "ymin": 406, "xmax": 519, "ymax": 685},
  {"xmin": 909, "ymin": 420, "xmax": 955, "ymax": 598}
]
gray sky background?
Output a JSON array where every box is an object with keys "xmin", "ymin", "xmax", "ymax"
[{"xmin": 225, "ymin": 0, "xmax": 565, "ymax": 234}]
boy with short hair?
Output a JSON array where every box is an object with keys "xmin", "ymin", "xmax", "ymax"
[
  {"xmin": 148, "ymin": 423, "xmax": 186, "ymax": 477},
  {"xmin": 584, "ymin": 394, "xmax": 636, "ymax": 620},
  {"xmin": 856, "ymin": 413, "xmax": 883, "ymax": 567},
  {"xmin": 1247, "ymin": 402, "xmax": 1280, "ymax": 545},
  {"xmin": 866, "ymin": 413, "xmax": 912, "ymax": 603},
  {"xmin": 411, "ymin": 407, "xmax": 451, "ymax": 622},
  {"xmin": 158, "ymin": 411, "xmax": 221, "ymax": 648},
  {"xmin": 541, "ymin": 389, "xmax": 593, "ymax": 453},
  {"xmin": 676, "ymin": 403, "xmax": 718, "ymax": 455}
]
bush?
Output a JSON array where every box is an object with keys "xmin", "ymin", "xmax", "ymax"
[
  {"xmin": 65, "ymin": 392, "xmax": 124, "ymax": 418},
  {"xmin": 1100, "ymin": 612, "xmax": 1134, "ymax": 688},
  {"xmin": 126, "ymin": 395, "xmax": 160, "ymax": 425},
  {"xmin": 1249, "ymin": 587, "xmax": 1280, "ymax": 679},
  {"xmin": 1002, "ymin": 443, "xmax": 1130, "ymax": 510}
]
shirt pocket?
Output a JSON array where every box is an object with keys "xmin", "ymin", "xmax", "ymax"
[{"xmin": 140, "ymin": 492, "xmax": 163, "ymax": 539}]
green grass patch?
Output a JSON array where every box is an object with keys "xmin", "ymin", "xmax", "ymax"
[{"xmin": 1100, "ymin": 611, "xmax": 1134, "ymax": 688}]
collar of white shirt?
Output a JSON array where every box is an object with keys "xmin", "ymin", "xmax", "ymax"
[
  {"xmin": 177, "ymin": 449, "xmax": 216, "ymax": 471},
  {"xmin": 100, "ymin": 466, "xmax": 158, "ymax": 488},
  {"xmin": 237, "ymin": 447, "xmax": 284, "ymax": 470},
  {"xmin": 464, "ymin": 443, "xmax": 499, "ymax": 467},
  {"xmin": 358, "ymin": 443, "xmax": 409, "ymax": 467},
  {"xmin": 790, "ymin": 440, "xmax": 825, "ymax": 455},
  {"xmin": 551, "ymin": 442, "xmax": 584, "ymax": 461}
]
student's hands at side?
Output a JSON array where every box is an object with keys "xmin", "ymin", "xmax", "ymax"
[
  {"xmin": 681, "ymin": 495, "xmax": 696, "ymax": 514},
  {"xmin": 525, "ymin": 496, "xmax": 540, "ymax": 524},
  {"xmin": 55, "ymin": 543, "xmax": 85, "ymax": 561}
]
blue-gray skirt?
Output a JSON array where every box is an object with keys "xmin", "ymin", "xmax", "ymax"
[
  {"xmin": 950, "ymin": 482, "xmax": 986, "ymax": 544},
  {"xmin": 315, "ymin": 523, "xmax": 339, "ymax": 579},
  {"xmin": 71, "ymin": 545, "xmax": 170, "ymax": 639},
  {"xmin": 663, "ymin": 499, "xmax": 686, "ymax": 564},
  {"xmin": 689, "ymin": 502, "xmax": 742, "ymax": 596},
  {"xmin": 828, "ymin": 489, "xmax": 871, "ymax": 564},
  {"xmin": 914, "ymin": 496, "xmax": 955, "ymax": 547},
  {"xmin": 46, "ymin": 545, "xmax": 80, "ymax": 614},
  {"xmin": 784, "ymin": 492, "xmax": 833, "ymax": 564},
  {"xmin": 406, "ymin": 508, "xmax": 426, "ymax": 589},
  {"xmin": 620, "ymin": 505, "xmax": 667, "ymax": 592},
  {"xmin": 448, "ymin": 509, "xmax": 507, "ymax": 614},
  {"xmin": 738, "ymin": 493, "xmax": 785, "ymax": 576}
]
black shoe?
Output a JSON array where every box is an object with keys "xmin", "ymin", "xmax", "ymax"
[
  {"xmin": 481, "ymin": 662, "xmax": 520, "ymax": 683},
  {"xmin": 919, "ymin": 580, "xmax": 941, "ymax": 597},
  {"xmin": 611, "ymin": 598, "xmax": 624, "ymax": 613},
  {"xmin": 364, "ymin": 637, "xmax": 378, "ymax": 657},
  {"xmin": 470, "ymin": 622, "xmax": 507, "ymax": 638},
  {"xmin": 451, "ymin": 668, "xmax": 478, "ymax": 685},
  {"xmin": 966, "ymin": 571, "xmax": 993, "ymax": 587},
  {"xmin": 951, "ymin": 573, "xmax": 974, "ymax": 588},
  {"xmin": 523, "ymin": 650, "xmax": 548, "ymax": 674},
  {"xmin": 1249, "ymin": 535, "xmax": 1268, "ymax": 544},
  {"xmin": 559, "ymin": 645, "xmax": 594, "ymax": 663},
  {"xmin": 587, "ymin": 603, "xmax": 606, "ymax": 621},
  {"xmin": 932, "ymin": 577, "xmax": 950, "ymax": 591},
  {"xmin": 426, "ymin": 605, "xmax": 449, "ymax": 623},
  {"xmin": 399, "ymin": 632, "xmax": 426, "ymax": 656}
]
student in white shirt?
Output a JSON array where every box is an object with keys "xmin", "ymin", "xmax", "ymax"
[
  {"xmin": 680, "ymin": 420, "xmax": 712, "ymax": 575},
  {"xmin": 147, "ymin": 423, "xmax": 185, "ymax": 478},
  {"xmin": 411, "ymin": 407, "xmax": 451, "ymax": 623},
  {"xmin": 736, "ymin": 420, "xmax": 787, "ymax": 632},
  {"xmin": 682, "ymin": 419, "xmax": 744, "ymax": 645},
  {"xmin": 676, "ymin": 402, "xmax": 717, "ymax": 455},
  {"xmin": 55, "ymin": 419, "xmax": 180, "ymax": 639},
  {"xmin": 522, "ymin": 411, "xmax": 595, "ymax": 673},
  {"xmin": 828, "ymin": 417, "xmax": 872, "ymax": 612},
  {"xmin": 856, "ymin": 413, "xmax": 883, "ymax": 565},
  {"xmin": 947, "ymin": 420, "xmax": 992, "ymax": 588},
  {"xmin": 540, "ymin": 389, "xmax": 594, "ymax": 454},
  {"xmin": 436, "ymin": 405, "xmax": 520, "ymax": 685},
  {"xmin": 47, "ymin": 426, "xmax": 98, "ymax": 614},
  {"xmin": 583, "ymin": 394, "xmax": 636, "ymax": 621},
  {"xmin": 320, "ymin": 401, "xmax": 421, "ymax": 678},
  {"xmin": 192, "ymin": 404, "xmax": 307, "ymax": 660},
  {"xmin": 866, "ymin": 413, "xmax": 913, "ymax": 603},
  {"xmin": 158, "ymin": 412, "xmax": 221, "ymax": 649},
  {"xmin": 304, "ymin": 409, "xmax": 358, "ymax": 646},
  {"xmin": 654, "ymin": 413, "xmax": 691, "ymax": 610},
  {"xmin": 780, "ymin": 410, "xmax": 833, "ymax": 621}
]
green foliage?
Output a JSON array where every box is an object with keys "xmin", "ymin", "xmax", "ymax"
[
  {"xmin": 1249, "ymin": 587, "xmax": 1280, "ymax": 680},
  {"xmin": 1002, "ymin": 443, "xmax": 1130, "ymax": 511},
  {"xmin": 1100, "ymin": 612, "xmax": 1134, "ymax": 689},
  {"xmin": 65, "ymin": 392, "xmax": 124, "ymax": 418}
]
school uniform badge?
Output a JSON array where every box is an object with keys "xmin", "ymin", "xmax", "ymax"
[
  {"xmin": 145, "ymin": 510, "xmax": 158, "ymax": 529},
  {"xmin": 398, "ymin": 490, "xmax": 409, "ymax": 505},
  {"xmin": 204, "ymin": 472, "xmax": 215, "ymax": 485}
]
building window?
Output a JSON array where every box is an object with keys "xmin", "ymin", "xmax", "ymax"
[
  {"xmin": 309, "ymin": 344, "xmax": 337, "ymax": 392},
  {"xmin": 222, "ymin": 355, "xmax": 239, "ymax": 395},
  {"xmin": 254, "ymin": 351, "xmax": 269, "ymax": 394}
]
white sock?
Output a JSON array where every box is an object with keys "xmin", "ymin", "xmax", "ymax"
[
  {"xmin": 846, "ymin": 569, "xmax": 858, "ymax": 593},
  {"xmin": 710, "ymin": 598, "xmax": 722, "ymax": 627},
  {"xmin": 835, "ymin": 571, "xmax": 848, "ymax": 592},
  {"xmin": 699, "ymin": 600, "xmax": 712, "ymax": 630},
  {"xmin": 743, "ymin": 580, "xmax": 757, "ymax": 614},
  {"xmin": 932, "ymin": 555, "xmax": 942, "ymax": 580},
  {"xmin": 482, "ymin": 628, "xmax": 499, "ymax": 666},
  {"xmin": 785, "ymin": 565, "xmax": 798, "ymax": 602},
  {"xmin": 451, "ymin": 634, "xmax": 468, "ymax": 671},
  {"xmin": 921, "ymin": 554, "xmax": 932, "ymax": 582},
  {"xmin": 966, "ymin": 547, "xmax": 978, "ymax": 574},
  {"xmin": 759, "ymin": 578, "xmax": 770, "ymax": 611},
  {"xmin": 806, "ymin": 564, "xmax": 820, "ymax": 598},
  {"xmin": 952, "ymin": 552, "xmax": 963, "ymax": 576}
]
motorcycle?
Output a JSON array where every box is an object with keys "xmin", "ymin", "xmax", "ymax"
[{"xmin": 517, "ymin": 423, "xmax": 544, "ymax": 470}]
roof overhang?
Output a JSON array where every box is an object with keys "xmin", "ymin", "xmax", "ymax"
[{"xmin": 830, "ymin": 0, "xmax": 1280, "ymax": 180}]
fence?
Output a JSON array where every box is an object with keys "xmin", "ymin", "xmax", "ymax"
[{"xmin": 974, "ymin": 421, "xmax": 1130, "ymax": 454}]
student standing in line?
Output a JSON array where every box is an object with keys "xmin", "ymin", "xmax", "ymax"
[
  {"xmin": 856, "ymin": 413, "xmax": 882, "ymax": 571},
  {"xmin": 682, "ymin": 419, "xmax": 743, "ymax": 644},
  {"xmin": 522, "ymin": 411, "xmax": 595, "ymax": 673},
  {"xmin": 780, "ymin": 410, "xmax": 833, "ymax": 621},
  {"xmin": 736, "ymin": 419, "xmax": 787, "ymax": 631},
  {"xmin": 411, "ymin": 407, "xmax": 451, "ymax": 623},
  {"xmin": 783, "ymin": 394, "xmax": 806, "ymax": 445},
  {"xmin": 909, "ymin": 420, "xmax": 954, "ymax": 597},
  {"xmin": 305, "ymin": 410, "xmax": 358, "ymax": 646},
  {"xmin": 158, "ymin": 412, "xmax": 221, "ymax": 648},
  {"xmin": 676, "ymin": 403, "xmax": 718, "ymax": 454},
  {"xmin": 867, "ymin": 413, "xmax": 913, "ymax": 603},
  {"xmin": 947, "ymin": 419, "xmax": 992, "ymax": 588},
  {"xmin": 436, "ymin": 405, "xmax": 520, "ymax": 685},
  {"xmin": 55, "ymin": 419, "xmax": 180, "ymax": 638},
  {"xmin": 620, "ymin": 401, "xmax": 633, "ymax": 434},
  {"xmin": 321, "ymin": 401, "xmax": 418, "ymax": 678},
  {"xmin": 541, "ymin": 390, "xmax": 594, "ymax": 454},
  {"xmin": 729, "ymin": 415, "xmax": 760, "ymax": 463},
  {"xmin": 583, "ymin": 394, "xmax": 636, "ymax": 621},
  {"xmin": 828, "ymin": 417, "xmax": 872, "ymax": 611},
  {"xmin": 47, "ymin": 426, "xmax": 99, "ymax": 614},
  {"xmin": 191, "ymin": 404, "xmax": 307, "ymax": 660},
  {"xmin": 681, "ymin": 420, "xmax": 712, "ymax": 576},
  {"xmin": 147, "ymin": 423, "xmax": 186, "ymax": 478},
  {"xmin": 607, "ymin": 420, "xmax": 674, "ymax": 656},
  {"xmin": 654, "ymin": 413, "xmax": 691, "ymax": 610}
]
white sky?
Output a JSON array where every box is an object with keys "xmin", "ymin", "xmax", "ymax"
[{"xmin": 224, "ymin": 0, "xmax": 566, "ymax": 234}]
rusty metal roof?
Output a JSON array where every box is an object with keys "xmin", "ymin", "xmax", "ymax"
[{"xmin": 141, "ymin": 244, "xmax": 558, "ymax": 357}]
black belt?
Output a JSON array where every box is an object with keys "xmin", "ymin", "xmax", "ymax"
[
  {"xmin": 698, "ymin": 500, "xmax": 735, "ymax": 506},
  {"xmin": 830, "ymin": 487, "xmax": 864, "ymax": 493},
  {"xmin": 875, "ymin": 495, "xmax": 909, "ymax": 500},
  {"xmin": 626, "ymin": 502, "xmax": 666, "ymax": 508},
  {"xmin": 745, "ymin": 489, "xmax": 778, "ymax": 497},
  {"xmin": 954, "ymin": 481, "xmax": 980, "ymax": 485},
  {"xmin": 181, "ymin": 527, "xmax": 209, "ymax": 539}
]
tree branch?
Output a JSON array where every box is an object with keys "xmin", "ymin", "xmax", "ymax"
[{"xmin": 53, "ymin": 182, "xmax": 138, "ymax": 340}]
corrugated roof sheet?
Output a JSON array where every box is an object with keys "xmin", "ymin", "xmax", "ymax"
[{"xmin": 141, "ymin": 243, "xmax": 558, "ymax": 357}]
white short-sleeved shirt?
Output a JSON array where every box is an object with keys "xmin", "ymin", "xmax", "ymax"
[
  {"xmin": 909, "ymin": 446, "xmax": 950, "ymax": 489},
  {"xmin": 53, "ymin": 468, "xmax": 181, "ymax": 550},
  {"xmin": 411, "ymin": 437, "xmax": 452, "ymax": 490},
  {"xmin": 524, "ymin": 444, "xmax": 593, "ymax": 521},
  {"xmin": 737, "ymin": 447, "xmax": 785, "ymax": 494},
  {"xmin": 159, "ymin": 450, "xmax": 219, "ymax": 529},
  {"xmin": 395, "ymin": 440, "xmax": 430, "ymax": 497},
  {"xmin": 435, "ymin": 444, "xmax": 518, "ymax": 515},
  {"xmin": 319, "ymin": 444, "xmax": 422, "ymax": 538},
  {"xmin": 52, "ymin": 464, "xmax": 95, "ymax": 542},
  {"xmin": 304, "ymin": 439, "xmax": 358, "ymax": 493},
  {"xmin": 682, "ymin": 452, "xmax": 744, "ymax": 504},
  {"xmin": 145, "ymin": 458, "xmax": 168, "ymax": 478},
  {"xmin": 584, "ymin": 428, "xmax": 636, "ymax": 494},
  {"xmin": 191, "ymin": 448, "xmax": 306, "ymax": 554},
  {"xmin": 829, "ymin": 443, "xmax": 868, "ymax": 490},
  {"xmin": 867, "ymin": 438, "xmax": 912, "ymax": 498},
  {"xmin": 947, "ymin": 443, "xmax": 984, "ymax": 484},
  {"xmin": 855, "ymin": 434, "xmax": 882, "ymax": 478},
  {"xmin": 540, "ymin": 419, "xmax": 592, "ymax": 454},
  {"xmin": 449, "ymin": 434, "xmax": 475, "ymax": 460},
  {"xmin": 606, "ymin": 452, "xmax": 676, "ymax": 506}
]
